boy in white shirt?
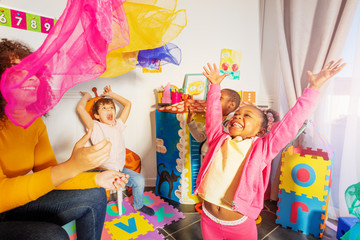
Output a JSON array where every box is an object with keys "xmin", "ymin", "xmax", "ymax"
[{"xmin": 77, "ymin": 85, "xmax": 154, "ymax": 216}]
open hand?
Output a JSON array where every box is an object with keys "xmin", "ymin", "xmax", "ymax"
[
  {"xmin": 307, "ymin": 59, "xmax": 346, "ymax": 90},
  {"xmin": 203, "ymin": 63, "xmax": 228, "ymax": 85},
  {"xmin": 102, "ymin": 85, "xmax": 113, "ymax": 97},
  {"xmin": 69, "ymin": 130, "xmax": 112, "ymax": 172}
]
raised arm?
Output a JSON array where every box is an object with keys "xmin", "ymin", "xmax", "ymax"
[
  {"xmin": 202, "ymin": 63, "xmax": 228, "ymax": 85},
  {"xmin": 77, "ymin": 91, "xmax": 94, "ymax": 130},
  {"xmin": 202, "ymin": 63, "xmax": 229, "ymax": 142},
  {"xmin": 102, "ymin": 85, "xmax": 131, "ymax": 124},
  {"xmin": 262, "ymin": 59, "xmax": 346, "ymax": 163},
  {"xmin": 307, "ymin": 59, "xmax": 346, "ymax": 90}
]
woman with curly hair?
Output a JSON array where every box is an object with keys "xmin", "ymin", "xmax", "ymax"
[{"xmin": 0, "ymin": 38, "xmax": 129, "ymax": 240}]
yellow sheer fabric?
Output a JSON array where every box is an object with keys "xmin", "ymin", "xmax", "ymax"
[{"xmin": 101, "ymin": 0, "xmax": 187, "ymax": 78}]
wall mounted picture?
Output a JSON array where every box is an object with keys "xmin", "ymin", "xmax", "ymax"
[
  {"xmin": 183, "ymin": 74, "xmax": 209, "ymax": 100},
  {"xmin": 220, "ymin": 48, "xmax": 242, "ymax": 80}
]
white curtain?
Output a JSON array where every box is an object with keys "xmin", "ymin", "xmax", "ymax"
[
  {"xmin": 275, "ymin": 0, "xmax": 359, "ymax": 105},
  {"xmin": 263, "ymin": 0, "xmax": 360, "ymax": 220},
  {"xmin": 312, "ymin": 4, "xmax": 360, "ymax": 219}
]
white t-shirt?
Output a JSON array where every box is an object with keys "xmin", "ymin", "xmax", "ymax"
[{"xmin": 91, "ymin": 119, "xmax": 126, "ymax": 171}]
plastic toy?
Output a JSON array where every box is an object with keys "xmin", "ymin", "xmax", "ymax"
[
  {"xmin": 338, "ymin": 182, "xmax": 360, "ymax": 239},
  {"xmin": 276, "ymin": 121, "xmax": 332, "ymax": 238},
  {"xmin": 337, "ymin": 217, "xmax": 360, "ymax": 240},
  {"xmin": 161, "ymin": 83, "xmax": 171, "ymax": 104}
]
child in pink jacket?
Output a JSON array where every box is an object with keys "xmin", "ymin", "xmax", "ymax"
[{"xmin": 195, "ymin": 60, "xmax": 345, "ymax": 240}]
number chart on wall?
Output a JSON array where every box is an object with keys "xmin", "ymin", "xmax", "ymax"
[{"xmin": 0, "ymin": 6, "xmax": 56, "ymax": 34}]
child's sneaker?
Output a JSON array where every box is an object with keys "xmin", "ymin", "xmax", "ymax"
[{"xmin": 138, "ymin": 205, "xmax": 155, "ymax": 216}]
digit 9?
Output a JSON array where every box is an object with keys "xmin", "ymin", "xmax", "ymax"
[{"xmin": 44, "ymin": 22, "xmax": 51, "ymax": 32}]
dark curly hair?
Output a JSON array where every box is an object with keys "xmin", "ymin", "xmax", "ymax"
[
  {"xmin": 257, "ymin": 108, "xmax": 282, "ymax": 133},
  {"xmin": 0, "ymin": 39, "xmax": 54, "ymax": 127},
  {"xmin": 222, "ymin": 88, "xmax": 241, "ymax": 112},
  {"xmin": 0, "ymin": 38, "xmax": 32, "ymax": 123},
  {"xmin": 237, "ymin": 104, "xmax": 280, "ymax": 136}
]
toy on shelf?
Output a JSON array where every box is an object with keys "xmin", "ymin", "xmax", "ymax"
[
  {"xmin": 157, "ymin": 83, "xmax": 184, "ymax": 106},
  {"xmin": 161, "ymin": 83, "xmax": 172, "ymax": 104},
  {"xmin": 157, "ymin": 86, "xmax": 164, "ymax": 104},
  {"xmin": 171, "ymin": 90, "xmax": 182, "ymax": 104},
  {"xmin": 276, "ymin": 121, "xmax": 333, "ymax": 238}
]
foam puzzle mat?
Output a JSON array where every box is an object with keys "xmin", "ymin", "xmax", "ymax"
[{"xmin": 62, "ymin": 191, "xmax": 185, "ymax": 240}]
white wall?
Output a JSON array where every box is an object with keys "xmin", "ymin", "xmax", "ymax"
[{"xmin": 1, "ymin": 0, "xmax": 267, "ymax": 186}]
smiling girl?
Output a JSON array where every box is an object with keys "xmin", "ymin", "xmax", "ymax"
[{"xmin": 196, "ymin": 61, "xmax": 345, "ymax": 240}]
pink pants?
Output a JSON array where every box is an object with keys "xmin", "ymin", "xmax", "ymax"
[{"xmin": 201, "ymin": 209, "xmax": 257, "ymax": 240}]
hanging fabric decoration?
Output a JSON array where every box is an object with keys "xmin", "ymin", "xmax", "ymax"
[
  {"xmin": 138, "ymin": 43, "xmax": 182, "ymax": 70},
  {"xmin": 1, "ymin": 0, "xmax": 130, "ymax": 128},
  {"xmin": 100, "ymin": 0, "xmax": 187, "ymax": 78}
]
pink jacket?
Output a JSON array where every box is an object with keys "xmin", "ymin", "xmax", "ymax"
[{"xmin": 195, "ymin": 84, "xmax": 320, "ymax": 219}]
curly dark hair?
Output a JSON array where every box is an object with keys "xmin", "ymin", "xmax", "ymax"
[
  {"xmin": 257, "ymin": 108, "xmax": 282, "ymax": 133},
  {"xmin": 222, "ymin": 88, "xmax": 241, "ymax": 112},
  {"xmin": 0, "ymin": 38, "xmax": 32, "ymax": 123}
]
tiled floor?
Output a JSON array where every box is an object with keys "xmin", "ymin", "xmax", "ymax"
[{"xmin": 142, "ymin": 187, "xmax": 338, "ymax": 240}]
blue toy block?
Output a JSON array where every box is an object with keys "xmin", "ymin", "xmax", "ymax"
[
  {"xmin": 337, "ymin": 217, "xmax": 359, "ymax": 240},
  {"xmin": 276, "ymin": 189, "xmax": 326, "ymax": 238}
]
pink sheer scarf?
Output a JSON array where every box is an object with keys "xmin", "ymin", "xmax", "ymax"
[{"xmin": 1, "ymin": 0, "xmax": 129, "ymax": 128}]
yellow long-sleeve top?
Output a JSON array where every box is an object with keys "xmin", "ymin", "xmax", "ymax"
[{"xmin": 0, "ymin": 118, "xmax": 99, "ymax": 213}]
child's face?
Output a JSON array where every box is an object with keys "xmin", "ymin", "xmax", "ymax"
[
  {"xmin": 220, "ymin": 91, "xmax": 234, "ymax": 116},
  {"xmin": 94, "ymin": 103, "xmax": 116, "ymax": 125},
  {"xmin": 228, "ymin": 105, "xmax": 264, "ymax": 139}
]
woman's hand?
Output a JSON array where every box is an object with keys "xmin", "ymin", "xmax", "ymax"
[
  {"xmin": 203, "ymin": 63, "xmax": 228, "ymax": 85},
  {"xmin": 51, "ymin": 130, "xmax": 112, "ymax": 186},
  {"xmin": 307, "ymin": 59, "xmax": 346, "ymax": 90},
  {"xmin": 95, "ymin": 171, "xmax": 129, "ymax": 190},
  {"xmin": 68, "ymin": 130, "xmax": 112, "ymax": 173}
]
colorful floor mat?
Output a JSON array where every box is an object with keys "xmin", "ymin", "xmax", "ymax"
[{"xmin": 62, "ymin": 191, "xmax": 185, "ymax": 240}]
